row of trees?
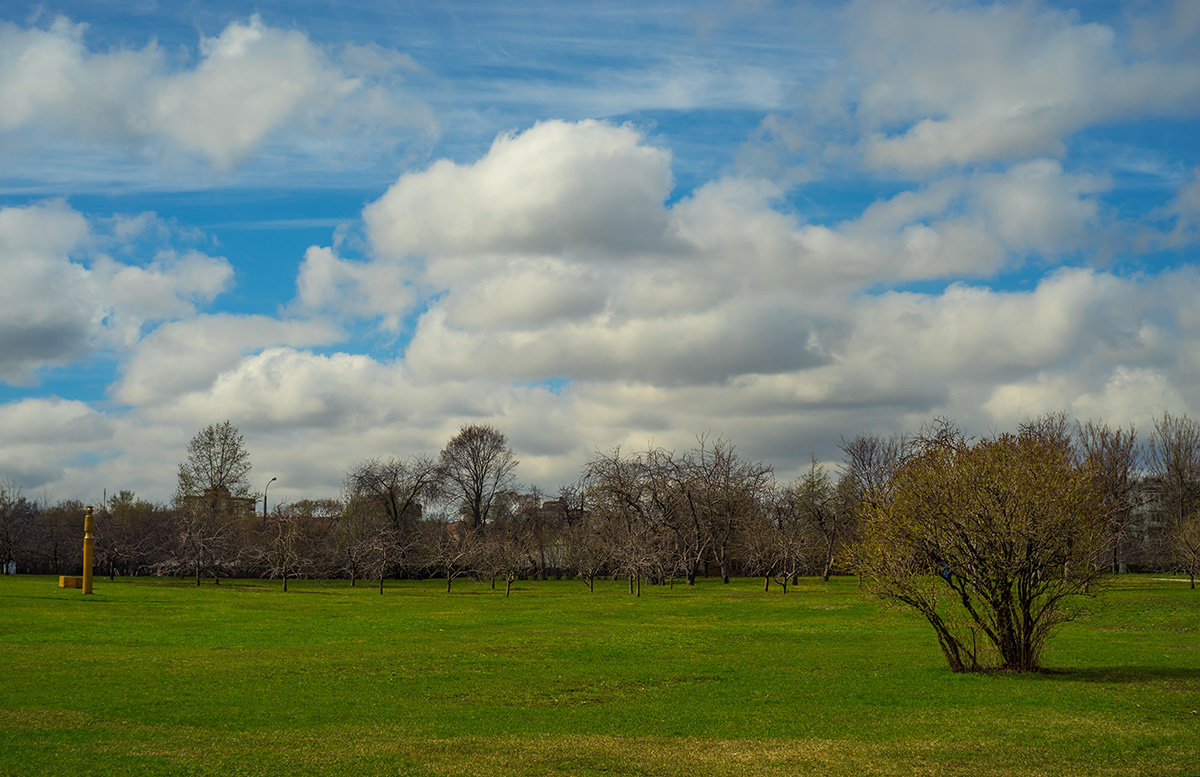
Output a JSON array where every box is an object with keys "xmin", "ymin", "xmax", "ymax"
[{"xmin": 4, "ymin": 413, "xmax": 1200, "ymax": 672}]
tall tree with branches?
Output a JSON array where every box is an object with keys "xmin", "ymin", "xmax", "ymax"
[
  {"xmin": 174, "ymin": 420, "xmax": 253, "ymax": 585},
  {"xmin": 438, "ymin": 425, "xmax": 519, "ymax": 531}
]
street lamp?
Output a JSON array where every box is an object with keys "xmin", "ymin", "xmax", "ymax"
[{"xmin": 263, "ymin": 476, "xmax": 277, "ymax": 526}]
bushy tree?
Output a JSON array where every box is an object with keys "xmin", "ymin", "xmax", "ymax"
[{"xmin": 853, "ymin": 423, "xmax": 1107, "ymax": 672}]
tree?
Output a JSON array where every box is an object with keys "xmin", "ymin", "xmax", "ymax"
[
  {"xmin": 0, "ymin": 483, "xmax": 38, "ymax": 574},
  {"xmin": 853, "ymin": 423, "xmax": 1107, "ymax": 672},
  {"xmin": 784, "ymin": 458, "xmax": 845, "ymax": 582},
  {"xmin": 1075, "ymin": 420, "xmax": 1140, "ymax": 574},
  {"xmin": 32, "ymin": 500, "xmax": 83, "ymax": 575},
  {"xmin": 174, "ymin": 420, "xmax": 254, "ymax": 585},
  {"xmin": 438, "ymin": 425, "xmax": 519, "ymax": 531},
  {"xmin": 582, "ymin": 446, "xmax": 663, "ymax": 596},
  {"xmin": 344, "ymin": 456, "xmax": 439, "ymax": 580},
  {"xmin": 94, "ymin": 491, "xmax": 173, "ymax": 578},
  {"xmin": 1148, "ymin": 413, "xmax": 1200, "ymax": 588}
]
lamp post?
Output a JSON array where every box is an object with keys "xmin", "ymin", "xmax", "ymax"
[{"xmin": 262, "ymin": 476, "xmax": 277, "ymax": 528}]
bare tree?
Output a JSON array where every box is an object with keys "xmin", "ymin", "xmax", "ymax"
[
  {"xmin": 422, "ymin": 518, "xmax": 478, "ymax": 593},
  {"xmin": 783, "ymin": 458, "xmax": 844, "ymax": 582},
  {"xmin": 0, "ymin": 483, "xmax": 37, "ymax": 574},
  {"xmin": 582, "ymin": 446, "xmax": 662, "ymax": 596},
  {"xmin": 1076, "ymin": 420, "xmax": 1141, "ymax": 574},
  {"xmin": 438, "ymin": 425, "xmax": 519, "ymax": 531},
  {"xmin": 174, "ymin": 420, "xmax": 254, "ymax": 585},
  {"xmin": 1148, "ymin": 413, "xmax": 1200, "ymax": 588},
  {"xmin": 839, "ymin": 431, "xmax": 909, "ymax": 511},
  {"xmin": 95, "ymin": 491, "xmax": 173, "ymax": 578},
  {"xmin": 31, "ymin": 500, "xmax": 83, "ymax": 575},
  {"xmin": 344, "ymin": 456, "xmax": 439, "ymax": 580},
  {"xmin": 682, "ymin": 436, "xmax": 772, "ymax": 584}
]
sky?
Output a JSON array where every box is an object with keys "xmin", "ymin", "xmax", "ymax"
[{"xmin": 1, "ymin": 0, "xmax": 1198, "ymax": 506}]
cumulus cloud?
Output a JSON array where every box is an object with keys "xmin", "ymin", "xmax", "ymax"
[
  {"xmin": 0, "ymin": 201, "xmax": 232, "ymax": 383},
  {"xmin": 364, "ymin": 119, "xmax": 674, "ymax": 259},
  {"xmin": 743, "ymin": 0, "xmax": 1200, "ymax": 177},
  {"xmin": 116, "ymin": 315, "xmax": 341, "ymax": 407},
  {"xmin": 0, "ymin": 398, "xmax": 113, "ymax": 489},
  {"xmin": 844, "ymin": 0, "xmax": 1200, "ymax": 172},
  {"xmin": 0, "ymin": 14, "xmax": 428, "ymax": 168}
]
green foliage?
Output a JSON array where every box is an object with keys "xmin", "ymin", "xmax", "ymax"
[{"xmin": 1, "ymin": 575, "xmax": 1197, "ymax": 776}]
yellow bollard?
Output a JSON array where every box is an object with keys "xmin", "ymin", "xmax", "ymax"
[{"xmin": 82, "ymin": 505, "xmax": 94, "ymax": 595}]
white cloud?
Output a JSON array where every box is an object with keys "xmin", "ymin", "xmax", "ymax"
[
  {"xmin": 0, "ymin": 14, "xmax": 428, "ymax": 168},
  {"xmin": 806, "ymin": 0, "xmax": 1200, "ymax": 173},
  {"xmin": 116, "ymin": 315, "xmax": 341, "ymax": 407},
  {"xmin": 294, "ymin": 246, "xmax": 418, "ymax": 330},
  {"xmin": 364, "ymin": 119, "xmax": 674, "ymax": 259},
  {"xmin": 0, "ymin": 202, "xmax": 234, "ymax": 383}
]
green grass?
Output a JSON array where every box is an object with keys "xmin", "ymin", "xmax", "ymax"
[{"xmin": 1, "ymin": 574, "xmax": 1197, "ymax": 776}]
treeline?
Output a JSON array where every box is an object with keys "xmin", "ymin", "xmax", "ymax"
[{"xmin": 2, "ymin": 413, "xmax": 1198, "ymax": 592}]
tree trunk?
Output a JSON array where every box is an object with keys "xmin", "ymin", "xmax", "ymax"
[
  {"xmin": 721, "ymin": 562, "xmax": 729, "ymax": 584},
  {"xmin": 446, "ymin": 571, "xmax": 452, "ymax": 593},
  {"xmin": 764, "ymin": 576, "xmax": 770, "ymax": 592},
  {"xmin": 283, "ymin": 574, "xmax": 288, "ymax": 592},
  {"xmin": 588, "ymin": 575, "xmax": 594, "ymax": 592},
  {"xmin": 628, "ymin": 575, "xmax": 634, "ymax": 595},
  {"xmin": 379, "ymin": 574, "xmax": 384, "ymax": 594},
  {"xmin": 505, "ymin": 578, "xmax": 512, "ymax": 597},
  {"xmin": 195, "ymin": 563, "xmax": 201, "ymax": 587}
]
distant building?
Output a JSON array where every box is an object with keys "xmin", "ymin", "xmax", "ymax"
[{"xmin": 179, "ymin": 486, "xmax": 257, "ymax": 523}]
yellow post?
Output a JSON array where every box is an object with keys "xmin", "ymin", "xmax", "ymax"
[{"xmin": 82, "ymin": 505, "xmax": 94, "ymax": 595}]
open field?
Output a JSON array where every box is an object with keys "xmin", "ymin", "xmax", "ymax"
[{"xmin": 1, "ymin": 574, "xmax": 1197, "ymax": 777}]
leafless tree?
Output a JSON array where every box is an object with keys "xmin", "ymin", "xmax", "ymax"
[
  {"xmin": 438, "ymin": 425, "xmax": 519, "ymax": 531},
  {"xmin": 1076, "ymin": 420, "xmax": 1141, "ymax": 574},
  {"xmin": 839, "ymin": 431, "xmax": 909, "ymax": 511},
  {"xmin": 174, "ymin": 421, "xmax": 254, "ymax": 585},
  {"xmin": 682, "ymin": 435, "xmax": 772, "ymax": 584},
  {"xmin": 781, "ymin": 458, "xmax": 845, "ymax": 582},
  {"xmin": 31, "ymin": 500, "xmax": 83, "ymax": 575},
  {"xmin": 582, "ymin": 446, "xmax": 663, "ymax": 596},
  {"xmin": 95, "ymin": 491, "xmax": 173, "ymax": 578},
  {"xmin": 1148, "ymin": 412, "xmax": 1200, "ymax": 588},
  {"xmin": 0, "ymin": 482, "xmax": 37, "ymax": 574},
  {"xmin": 422, "ymin": 518, "xmax": 479, "ymax": 593}
]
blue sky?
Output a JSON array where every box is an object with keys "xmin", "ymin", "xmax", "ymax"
[{"xmin": 1, "ymin": 0, "xmax": 1198, "ymax": 504}]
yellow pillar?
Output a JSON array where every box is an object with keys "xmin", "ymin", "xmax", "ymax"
[{"xmin": 82, "ymin": 505, "xmax": 94, "ymax": 595}]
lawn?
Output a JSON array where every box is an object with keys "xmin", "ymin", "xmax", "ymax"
[{"xmin": 0, "ymin": 574, "xmax": 1197, "ymax": 776}]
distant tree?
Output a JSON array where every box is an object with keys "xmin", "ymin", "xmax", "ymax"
[
  {"xmin": 784, "ymin": 458, "xmax": 843, "ymax": 582},
  {"xmin": 853, "ymin": 422, "xmax": 1107, "ymax": 672},
  {"xmin": 696, "ymin": 438, "xmax": 772, "ymax": 584},
  {"xmin": 95, "ymin": 491, "xmax": 173, "ymax": 578},
  {"xmin": 422, "ymin": 518, "xmax": 478, "ymax": 593},
  {"xmin": 438, "ymin": 425, "xmax": 519, "ymax": 531},
  {"xmin": 33, "ymin": 500, "xmax": 84, "ymax": 575},
  {"xmin": 0, "ymin": 483, "xmax": 38, "ymax": 573},
  {"xmin": 174, "ymin": 420, "xmax": 254, "ymax": 585},
  {"xmin": 1075, "ymin": 420, "xmax": 1141, "ymax": 574},
  {"xmin": 345, "ymin": 456, "xmax": 439, "ymax": 530},
  {"xmin": 582, "ymin": 446, "xmax": 662, "ymax": 596},
  {"xmin": 1148, "ymin": 413, "xmax": 1200, "ymax": 588},
  {"xmin": 839, "ymin": 431, "xmax": 909, "ymax": 512},
  {"xmin": 253, "ymin": 504, "xmax": 308, "ymax": 591}
]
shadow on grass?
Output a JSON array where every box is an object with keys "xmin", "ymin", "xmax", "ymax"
[{"xmin": 1044, "ymin": 666, "xmax": 1200, "ymax": 684}]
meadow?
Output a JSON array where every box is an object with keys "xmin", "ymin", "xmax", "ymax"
[{"xmin": 1, "ymin": 574, "xmax": 1197, "ymax": 777}]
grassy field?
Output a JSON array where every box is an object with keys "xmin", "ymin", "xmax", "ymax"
[{"xmin": 1, "ymin": 574, "xmax": 1197, "ymax": 777}]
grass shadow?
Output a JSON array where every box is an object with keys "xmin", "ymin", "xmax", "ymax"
[{"xmin": 1045, "ymin": 666, "xmax": 1200, "ymax": 684}]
